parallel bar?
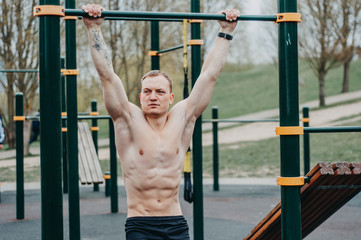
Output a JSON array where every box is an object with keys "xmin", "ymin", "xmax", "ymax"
[
  {"xmin": 91, "ymin": 100, "xmax": 99, "ymax": 192},
  {"xmin": 0, "ymin": 69, "xmax": 38, "ymax": 73},
  {"xmin": 65, "ymin": 9, "xmax": 277, "ymax": 22},
  {"xmin": 202, "ymin": 119, "xmax": 279, "ymax": 123},
  {"xmin": 39, "ymin": 0, "xmax": 64, "ymax": 238},
  {"xmin": 278, "ymin": 0, "xmax": 301, "ymax": 239},
  {"xmin": 212, "ymin": 107, "xmax": 219, "ymax": 191},
  {"xmin": 191, "ymin": 1, "xmax": 204, "ymax": 239},
  {"xmin": 65, "ymin": 0, "xmax": 80, "ymax": 238},
  {"xmin": 157, "ymin": 44, "xmax": 187, "ymax": 54},
  {"xmin": 109, "ymin": 119, "xmax": 118, "ymax": 213},
  {"xmin": 150, "ymin": 21, "xmax": 160, "ymax": 70},
  {"xmin": 304, "ymin": 126, "xmax": 361, "ymax": 133},
  {"xmin": 15, "ymin": 93, "xmax": 24, "ymax": 220},
  {"xmin": 61, "ymin": 58, "xmax": 68, "ymax": 194},
  {"xmin": 302, "ymin": 107, "xmax": 310, "ymax": 175}
]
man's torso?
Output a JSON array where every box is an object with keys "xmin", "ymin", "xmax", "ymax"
[{"xmin": 114, "ymin": 101, "xmax": 195, "ymax": 217}]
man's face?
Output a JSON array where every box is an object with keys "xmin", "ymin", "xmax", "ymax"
[{"xmin": 140, "ymin": 75, "xmax": 174, "ymax": 117}]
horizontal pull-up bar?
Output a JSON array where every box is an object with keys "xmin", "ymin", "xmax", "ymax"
[
  {"xmin": 64, "ymin": 9, "xmax": 278, "ymax": 22},
  {"xmin": 70, "ymin": 16, "xmax": 184, "ymax": 22}
]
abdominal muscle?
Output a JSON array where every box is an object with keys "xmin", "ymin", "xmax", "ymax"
[
  {"xmin": 124, "ymin": 165, "xmax": 183, "ymax": 217},
  {"xmin": 120, "ymin": 144, "xmax": 185, "ymax": 218}
]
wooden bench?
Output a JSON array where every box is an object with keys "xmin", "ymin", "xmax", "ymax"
[
  {"xmin": 244, "ymin": 162, "xmax": 361, "ymax": 240},
  {"xmin": 78, "ymin": 122, "xmax": 103, "ymax": 185}
]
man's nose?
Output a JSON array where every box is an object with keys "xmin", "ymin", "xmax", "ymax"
[{"xmin": 150, "ymin": 91, "xmax": 157, "ymax": 99}]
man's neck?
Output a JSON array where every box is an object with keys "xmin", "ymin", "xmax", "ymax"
[{"xmin": 144, "ymin": 113, "xmax": 168, "ymax": 132}]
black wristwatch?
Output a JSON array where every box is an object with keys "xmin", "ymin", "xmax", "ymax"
[{"xmin": 217, "ymin": 32, "xmax": 233, "ymax": 40}]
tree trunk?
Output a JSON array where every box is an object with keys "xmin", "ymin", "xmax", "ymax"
[
  {"xmin": 6, "ymin": 81, "xmax": 15, "ymax": 148},
  {"xmin": 319, "ymin": 71, "xmax": 326, "ymax": 106},
  {"xmin": 342, "ymin": 60, "xmax": 350, "ymax": 93}
]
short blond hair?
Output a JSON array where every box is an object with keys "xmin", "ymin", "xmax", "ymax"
[{"xmin": 141, "ymin": 70, "xmax": 173, "ymax": 92}]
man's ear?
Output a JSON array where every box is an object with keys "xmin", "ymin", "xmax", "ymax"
[{"xmin": 169, "ymin": 93, "xmax": 175, "ymax": 104}]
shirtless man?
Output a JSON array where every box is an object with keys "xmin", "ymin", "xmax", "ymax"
[{"xmin": 82, "ymin": 4, "xmax": 239, "ymax": 239}]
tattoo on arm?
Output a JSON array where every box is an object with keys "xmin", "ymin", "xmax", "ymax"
[{"xmin": 91, "ymin": 29, "xmax": 112, "ymax": 68}]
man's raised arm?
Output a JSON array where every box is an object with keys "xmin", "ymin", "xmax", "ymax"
[
  {"xmin": 82, "ymin": 4, "xmax": 130, "ymax": 120},
  {"xmin": 186, "ymin": 9, "xmax": 240, "ymax": 118}
]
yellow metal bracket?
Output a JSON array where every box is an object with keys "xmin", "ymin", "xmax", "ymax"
[
  {"xmin": 277, "ymin": 176, "xmax": 305, "ymax": 186},
  {"xmin": 91, "ymin": 127, "xmax": 99, "ymax": 131},
  {"xmin": 90, "ymin": 112, "xmax": 99, "ymax": 116},
  {"xmin": 188, "ymin": 39, "xmax": 204, "ymax": 46},
  {"xmin": 63, "ymin": 16, "xmax": 78, "ymax": 20},
  {"xmin": 61, "ymin": 69, "xmax": 79, "ymax": 75},
  {"xmin": 302, "ymin": 118, "xmax": 310, "ymax": 123},
  {"xmin": 276, "ymin": 126, "xmax": 304, "ymax": 135},
  {"xmin": 33, "ymin": 5, "xmax": 65, "ymax": 17},
  {"xmin": 61, "ymin": 112, "xmax": 67, "ymax": 117},
  {"xmin": 148, "ymin": 51, "xmax": 162, "ymax": 56},
  {"xmin": 275, "ymin": 13, "xmax": 302, "ymax": 23},
  {"xmin": 62, "ymin": 127, "xmax": 67, "ymax": 132},
  {"xmin": 189, "ymin": 19, "xmax": 203, "ymax": 23},
  {"xmin": 13, "ymin": 116, "xmax": 25, "ymax": 121}
]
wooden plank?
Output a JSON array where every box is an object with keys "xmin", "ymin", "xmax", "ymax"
[
  {"xmin": 78, "ymin": 123, "xmax": 94, "ymax": 184},
  {"xmin": 82, "ymin": 122, "xmax": 103, "ymax": 183},
  {"xmin": 78, "ymin": 122, "xmax": 103, "ymax": 184},
  {"xmin": 78, "ymin": 135, "xmax": 88, "ymax": 184},
  {"xmin": 243, "ymin": 162, "xmax": 361, "ymax": 240}
]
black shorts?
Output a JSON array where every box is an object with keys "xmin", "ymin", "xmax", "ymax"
[{"xmin": 125, "ymin": 215, "xmax": 190, "ymax": 240}]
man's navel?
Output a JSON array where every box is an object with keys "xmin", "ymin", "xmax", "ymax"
[
  {"xmin": 139, "ymin": 149, "xmax": 144, "ymax": 155},
  {"xmin": 176, "ymin": 148, "xmax": 179, "ymax": 154}
]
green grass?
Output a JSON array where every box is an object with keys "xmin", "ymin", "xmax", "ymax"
[
  {"xmin": 203, "ymin": 59, "xmax": 361, "ymax": 119},
  {"xmin": 1, "ymin": 60, "xmax": 361, "ymax": 182},
  {"xmin": 202, "ymin": 120, "xmax": 361, "ymax": 178}
]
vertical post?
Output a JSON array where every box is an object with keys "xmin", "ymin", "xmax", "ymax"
[
  {"xmin": 303, "ymin": 107, "xmax": 310, "ymax": 175},
  {"xmin": 65, "ymin": 0, "xmax": 80, "ymax": 239},
  {"xmin": 190, "ymin": 0, "xmax": 204, "ymax": 239},
  {"xmin": 61, "ymin": 57, "xmax": 68, "ymax": 194},
  {"xmin": 278, "ymin": 0, "xmax": 302, "ymax": 239},
  {"xmin": 212, "ymin": 106, "xmax": 219, "ymax": 191},
  {"xmin": 91, "ymin": 100, "xmax": 99, "ymax": 191},
  {"xmin": 38, "ymin": 0, "xmax": 63, "ymax": 239},
  {"xmin": 15, "ymin": 92, "xmax": 24, "ymax": 220},
  {"xmin": 109, "ymin": 119, "xmax": 118, "ymax": 213},
  {"xmin": 150, "ymin": 21, "xmax": 160, "ymax": 70}
]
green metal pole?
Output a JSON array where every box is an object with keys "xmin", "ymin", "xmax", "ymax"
[
  {"xmin": 109, "ymin": 119, "xmax": 118, "ymax": 213},
  {"xmin": 278, "ymin": 0, "xmax": 301, "ymax": 239},
  {"xmin": 91, "ymin": 100, "xmax": 99, "ymax": 192},
  {"xmin": 303, "ymin": 107, "xmax": 310, "ymax": 175},
  {"xmin": 150, "ymin": 21, "xmax": 160, "ymax": 70},
  {"xmin": 212, "ymin": 106, "xmax": 219, "ymax": 191},
  {"xmin": 15, "ymin": 92, "xmax": 24, "ymax": 220},
  {"xmin": 65, "ymin": 0, "xmax": 80, "ymax": 239},
  {"xmin": 190, "ymin": 0, "xmax": 204, "ymax": 239},
  {"xmin": 61, "ymin": 58, "xmax": 68, "ymax": 194},
  {"xmin": 38, "ymin": 0, "xmax": 63, "ymax": 239}
]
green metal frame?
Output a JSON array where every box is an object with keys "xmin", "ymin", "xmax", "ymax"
[
  {"xmin": 38, "ymin": 0, "xmax": 63, "ymax": 239},
  {"xmin": 37, "ymin": 0, "xmax": 306, "ymax": 239}
]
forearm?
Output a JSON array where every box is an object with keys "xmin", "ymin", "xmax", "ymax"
[
  {"xmin": 201, "ymin": 28, "xmax": 232, "ymax": 79},
  {"xmin": 87, "ymin": 25, "xmax": 115, "ymax": 81}
]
